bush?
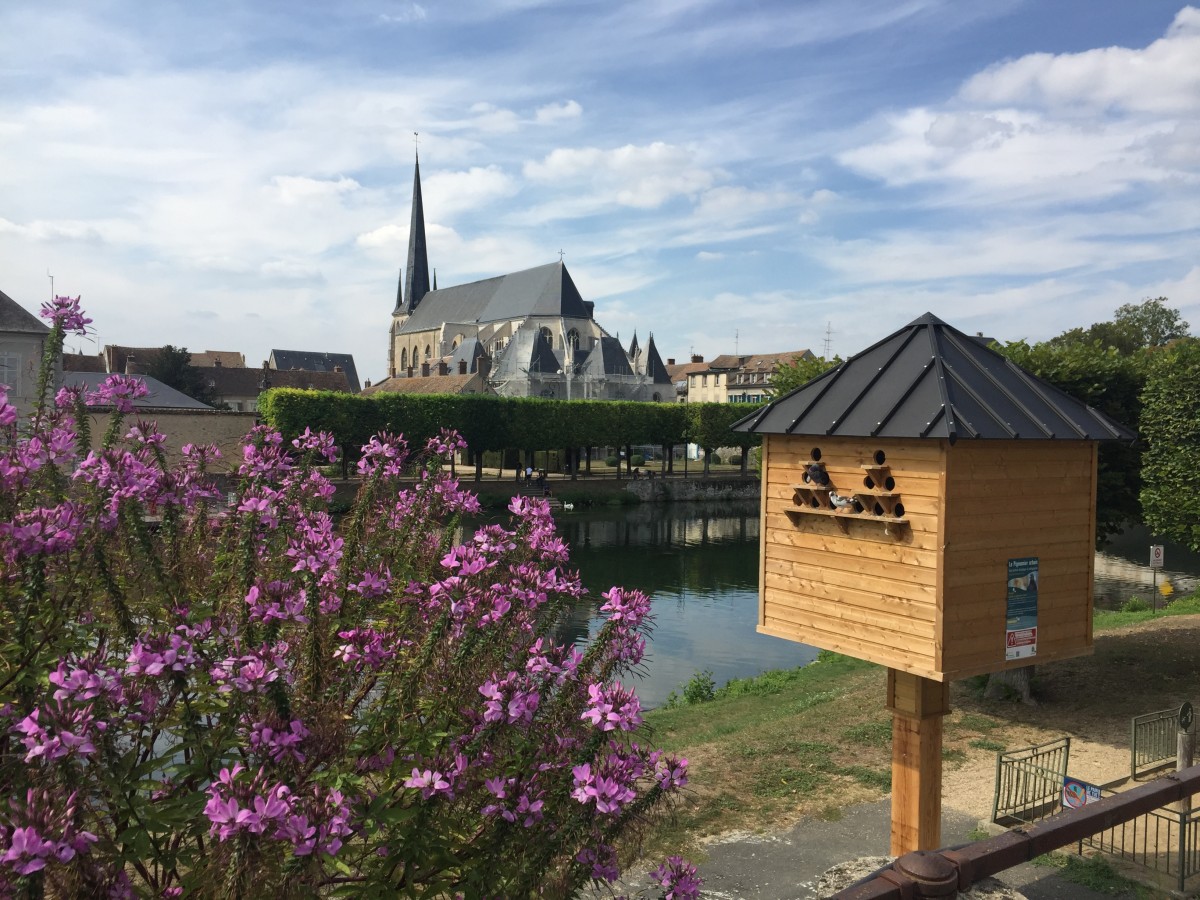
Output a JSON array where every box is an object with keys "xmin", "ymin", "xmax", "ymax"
[
  {"xmin": 0, "ymin": 297, "xmax": 699, "ymax": 898},
  {"xmin": 630, "ymin": 454, "xmax": 645, "ymax": 468},
  {"xmin": 1120, "ymin": 596, "xmax": 1152, "ymax": 613},
  {"xmin": 729, "ymin": 454, "xmax": 742, "ymax": 466},
  {"xmin": 709, "ymin": 454, "xmax": 722, "ymax": 466},
  {"xmin": 605, "ymin": 456, "xmax": 620, "ymax": 467}
]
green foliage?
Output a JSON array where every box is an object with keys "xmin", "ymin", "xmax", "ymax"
[
  {"xmin": 729, "ymin": 454, "xmax": 742, "ymax": 466},
  {"xmin": 842, "ymin": 721, "xmax": 891, "ymax": 748},
  {"xmin": 996, "ymin": 338, "xmax": 1144, "ymax": 543},
  {"xmin": 969, "ymin": 738, "xmax": 1006, "ymax": 752},
  {"xmin": 769, "ymin": 355, "xmax": 841, "ymax": 397},
  {"xmin": 1032, "ymin": 852, "xmax": 1152, "ymax": 897},
  {"xmin": 1093, "ymin": 592, "xmax": 1200, "ymax": 630},
  {"xmin": 604, "ymin": 456, "xmax": 619, "ymax": 467},
  {"xmin": 682, "ymin": 670, "xmax": 716, "ymax": 705},
  {"xmin": 1049, "ymin": 297, "xmax": 1190, "ymax": 354},
  {"xmin": 1120, "ymin": 596, "xmax": 1152, "ymax": 613},
  {"xmin": 145, "ymin": 344, "xmax": 225, "ymax": 407},
  {"xmin": 630, "ymin": 454, "xmax": 645, "ymax": 468},
  {"xmin": 1140, "ymin": 337, "xmax": 1200, "ymax": 550}
]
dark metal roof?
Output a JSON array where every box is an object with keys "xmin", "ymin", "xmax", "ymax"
[
  {"xmin": 398, "ymin": 262, "xmax": 590, "ymax": 334},
  {"xmin": 736, "ymin": 312, "xmax": 1136, "ymax": 442},
  {"xmin": 527, "ymin": 329, "xmax": 560, "ymax": 375},
  {"xmin": 268, "ymin": 350, "xmax": 361, "ymax": 393},
  {"xmin": 0, "ymin": 290, "xmax": 49, "ymax": 334},
  {"xmin": 401, "ymin": 154, "xmax": 431, "ymax": 314}
]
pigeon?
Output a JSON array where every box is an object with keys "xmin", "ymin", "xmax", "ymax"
[
  {"xmin": 829, "ymin": 492, "xmax": 862, "ymax": 513},
  {"xmin": 805, "ymin": 463, "xmax": 830, "ymax": 486}
]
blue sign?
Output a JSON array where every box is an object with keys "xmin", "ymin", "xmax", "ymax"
[{"xmin": 1006, "ymin": 557, "xmax": 1039, "ymax": 660}]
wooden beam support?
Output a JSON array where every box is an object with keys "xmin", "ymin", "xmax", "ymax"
[{"xmin": 887, "ymin": 668, "xmax": 950, "ymax": 855}]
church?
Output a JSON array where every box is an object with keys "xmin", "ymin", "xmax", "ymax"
[{"xmin": 378, "ymin": 156, "xmax": 673, "ymax": 402}]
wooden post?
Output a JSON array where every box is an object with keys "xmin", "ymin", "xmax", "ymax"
[{"xmin": 887, "ymin": 668, "xmax": 950, "ymax": 855}]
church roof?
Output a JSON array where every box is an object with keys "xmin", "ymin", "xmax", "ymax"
[
  {"xmin": 644, "ymin": 335, "xmax": 672, "ymax": 384},
  {"xmin": 269, "ymin": 350, "xmax": 361, "ymax": 393},
  {"xmin": 400, "ymin": 154, "xmax": 431, "ymax": 314},
  {"xmin": 528, "ymin": 329, "xmax": 560, "ymax": 375},
  {"xmin": 736, "ymin": 312, "xmax": 1136, "ymax": 442},
  {"xmin": 449, "ymin": 338, "xmax": 487, "ymax": 373},
  {"xmin": 361, "ymin": 373, "xmax": 489, "ymax": 396},
  {"xmin": 0, "ymin": 290, "xmax": 49, "ymax": 334},
  {"xmin": 398, "ymin": 262, "xmax": 590, "ymax": 334},
  {"xmin": 582, "ymin": 335, "xmax": 635, "ymax": 378}
]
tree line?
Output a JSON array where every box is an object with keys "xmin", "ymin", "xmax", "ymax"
[{"xmin": 257, "ymin": 390, "xmax": 762, "ymax": 480}]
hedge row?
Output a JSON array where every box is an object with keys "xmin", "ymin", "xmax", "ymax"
[{"xmin": 257, "ymin": 389, "xmax": 764, "ymax": 460}]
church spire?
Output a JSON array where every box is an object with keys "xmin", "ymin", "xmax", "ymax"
[{"xmin": 403, "ymin": 151, "xmax": 431, "ymax": 314}]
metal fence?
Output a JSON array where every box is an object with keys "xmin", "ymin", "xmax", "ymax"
[
  {"xmin": 991, "ymin": 736, "xmax": 1070, "ymax": 826},
  {"xmin": 1131, "ymin": 705, "xmax": 1185, "ymax": 779},
  {"xmin": 1082, "ymin": 786, "xmax": 1200, "ymax": 893}
]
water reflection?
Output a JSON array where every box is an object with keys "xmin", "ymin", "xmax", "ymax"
[
  {"xmin": 557, "ymin": 502, "xmax": 817, "ymax": 709},
  {"xmin": 464, "ymin": 502, "xmax": 1198, "ymax": 709}
]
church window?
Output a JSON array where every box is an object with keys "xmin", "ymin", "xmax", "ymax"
[
  {"xmin": 539, "ymin": 326, "xmax": 554, "ymax": 348},
  {"xmin": 425, "ymin": 345, "xmax": 432, "ymax": 359},
  {"xmin": 401, "ymin": 348, "xmax": 408, "ymax": 369},
  {"xmin": 567, "ymin": 328, "xmax": 580, "ymax": 351}
]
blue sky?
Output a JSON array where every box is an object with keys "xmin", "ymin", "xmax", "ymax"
[{"xmin": 2, "ymin": 1, "xmax": 1198, "ymax": 382}]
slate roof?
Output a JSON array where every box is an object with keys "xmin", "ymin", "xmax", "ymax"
[
  {"xmin": 63, "ymin": 352, "xmax": 106, "ymax": 373},
  {"xmin": 644, "ymin": 335, "xmax": 672, "ymax": 384},
  {"xmin": 0, "ymin": 290, "xmax": 49, "ymax": 334},
  {"xmin": 398, "ymin": 262, "xmax": 590, "ymax": 335},
  {"xmin": 581, "ymin": 335, "xmax": 635, "ymax": 378},
  {"xmin": 62, "ymin": 372, "xmax": 214, "ymax": 410},
  {"xmin": 736, "ymin": 313, "xmax": 1136, "ymax": 442},
  {"xmin": 449, "ymin": 338, "xmax": 487, "ymax": 373},
  {"xmin": 269, "ymin": 350, "xmax": 360, "ymax": 393},
  {"xmin": 211, "ymin": 367, "xmax": 351, "ymax": 396},
  {"xmin": 528, "ymin": 329, "xmax": 560, "ymax": 375}
]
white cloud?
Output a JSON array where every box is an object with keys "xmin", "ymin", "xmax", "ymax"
[
  {"xmin": 535, "ymin": 100, "xmax": 582, "ymax": 124},
  {"xmin": 377, "ymin": 4, "xmax": 428, "ymax": 25},
  {"xmin": 524, "ymin": 142, "xmax": 717, "ymax": 209},
  {"xmin": 268, "ymin": 175, "xmax": 361, "ymax": 205},
  {"xmin": 961, "ymin": 7, "xmax": 1200, "ymax": 115},
  {"xmin": 696, "ymin": 251, "xmax": 724, "ymax": 261},
  {"xmin": 423, "ymin": 165, "xmax": 517, "ymax": 216}
]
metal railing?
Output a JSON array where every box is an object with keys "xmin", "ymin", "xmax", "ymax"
[
  {"xmin": 1082, "ymin": 785, "xmax": 1200, "ymax": 893},
  {"xmin": 831, "ymin": 764, "xmax": 1200, "ymax": 899},
  {"xmin": 991, "ymin": 736, "xmax": 1069, "ymax": 825},
  {"xmin": 1132, "ymin": 705, "xmax": 1185, "ymax": 779}
]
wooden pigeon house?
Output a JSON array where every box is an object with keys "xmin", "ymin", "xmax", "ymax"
[{"xmin": 736, "ymin": 313, "xmax": 1135, "ymax": 853}]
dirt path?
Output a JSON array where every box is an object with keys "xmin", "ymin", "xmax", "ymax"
[{"xmin": 942, "ymin": 614, "xmax": 1200, "ymax": 821}]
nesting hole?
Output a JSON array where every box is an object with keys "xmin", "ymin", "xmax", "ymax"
[
  {"xmin": 884, "ymin": 475, "xmax": 896, "ymax": 491},
  {"xmin": 810, "ymin": 448, "xmax": 823, "ymax": 461},
  {"xmin": 863, "ymin": 475, "xmax": 875, "ymax": 489},
  {"xmin": 873, "ymin": 502, "xmax": 885, "ymax": 516},
  {"xmin": 894, "ymin": 503, "xmax": 905, "ymax": 518},
  {"xmin": 874, "ymin": 450, "xmax": 887, "ymax": 465}
]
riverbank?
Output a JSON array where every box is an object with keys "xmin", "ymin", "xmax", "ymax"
[{"xmin": 640, "ymin": 596, "xmax": 1200, "ymax": 870}]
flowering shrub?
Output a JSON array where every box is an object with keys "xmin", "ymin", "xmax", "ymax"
[{"xmin": 0, "ymin": 299, "xmax": 696, "ymax": 898}]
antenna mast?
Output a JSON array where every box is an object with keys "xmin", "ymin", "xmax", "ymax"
[{"xmin": 823, "ymin": 322, "xmax": 833, "ymax": 358}]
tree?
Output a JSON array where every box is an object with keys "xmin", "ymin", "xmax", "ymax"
[
  {"xmin": 996, "ymin": 339, "xmax": 1144, "ymax": 544},
  {"xmin": 1140, "ymin": 337, "xmax": 1200, "ymax": 550},
  {"xmin": 769, "ymin": 355, "xmax": 841, "ymax": 398},
  {"xmin": 1047, "ymin": 297, "xmax": 1189, "ymax": 354},
  {"xmin": 146, "ymin": 344, "xmax": 224, "ymax": 407}
]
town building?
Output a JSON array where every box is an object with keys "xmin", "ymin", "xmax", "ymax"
[
  {"xmin": 0, "ymin": 288, "xmax": 52, "ymax": 416},
  {"xmin": 381, "ymin": 155, "xmax": 673, "ymax": 402},
  {"xmin": 675, "ymin": 350, "xmax": 815, "ymax": 404}
]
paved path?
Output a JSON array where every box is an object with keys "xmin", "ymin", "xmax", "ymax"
[{"xmin": 622, "ymin": 801, "xmax": 1122, "ymax": 899}]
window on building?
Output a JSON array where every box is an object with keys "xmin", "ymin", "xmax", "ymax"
[
  {"xmin": 400, "ymin": 348, "xmax": 408, "ymax": 369},
  {"xmin": 425, "ymin": 345, "xmax": 432, "ymax": 359},
  {"xmin": 567, "ymin": 328, "xmax": 580, "ymax": 350},
  {"xmin": 702, "ymin": 374, "xmax": 708, "ymax": 387},
  {"xmin": 539, "ymin": 326, "xmax": 554, "ymax": 348},
  {"xmin": 0, "ymin": 352, "xmax": 19, "ymax": 396}
]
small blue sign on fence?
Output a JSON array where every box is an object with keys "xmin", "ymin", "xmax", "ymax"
[{"xmin": 1062, "ymin": 776, "xmax": 1102, "ymax": 809}]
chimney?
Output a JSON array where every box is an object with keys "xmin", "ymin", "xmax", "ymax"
[
  {"xmin": 437, "ymin": 361, "xmax": 449, "ymax": 376},
  {"xmin": 458, "ymin": 360, "xmax": 468, "ymax": 375},
  {"xmin": 125, "ymin": 354, "xmax": 143, "ymax": 375},
  {"xmin": 213, "ymin": 357, "xmax": 222, "ymax": 368},
  {"xmin": 407, "ymin": 365, "xmax": 414, "ymax": 378},
  {"xmin": 364, "ymin": 378, "xmax": 372, "ymax": 388},
  {"xmin": 691, "ymin": 354, "xmax": 703, "ymax": 364},
  {"xmin": 667, "ymin": 358, "xmax": 675, "ymax": 366},
  {"xmin": 421, "ymin": 362, "xmax": 430, "ymax": 377}
]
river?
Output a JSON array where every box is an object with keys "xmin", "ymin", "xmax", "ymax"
[{"xmin": 549, "ymin": 503, "xmax": 1199, "ymax": 708}]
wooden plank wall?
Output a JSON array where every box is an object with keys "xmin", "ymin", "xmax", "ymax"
[
  {"xmin": 939, "ymin": 441, "xmax": 1097, "ymax": 678},
  {"xmin": 760, "ymin": 436, "xmax": 945, "ymax": 676}
]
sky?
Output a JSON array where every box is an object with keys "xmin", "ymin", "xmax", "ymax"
[{"xmin": 2, "ymin": 1, "xmax": 1199, "ymax": 383}]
